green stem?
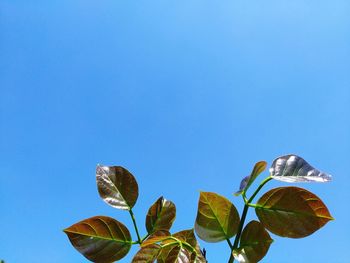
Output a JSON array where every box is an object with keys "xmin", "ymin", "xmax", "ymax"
[
  {"xmin": 247, "ymin": 176, "xmax": 272, "ymax": 205},
  {"xmin": 129, "ymin": 209, "xmax": 142, "ymax": 244},
  {"xmin": 226, "ymin": 238, "xmax": 233, "ymax": 249},
  {"xmin": 228, "ymin": 204, "xmax": 249, "ymax": 263},
  {"xmin": 141, "ymin": 233, "xmax": 150, "ymax": 242},
  {"xmin": 228, "ymin": 176, "xmax": 273, "ymax": 263}
]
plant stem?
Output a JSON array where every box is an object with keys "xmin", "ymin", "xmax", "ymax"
[
  {"xmin": 247, "ymin": 176, "xmax": 272, "ymax": 205},
  {"xmin": 226, "ymin": 238, "xmax": 233, "ymax": 249},
  {"xmin": 228, "ymin": 176, "xmax": 273, "ymax": 263},
  {"xmin": 228, "ymin": 204, "xmax": 249, "ymax": 263},
  {"xmin": 129, "ymin": 209, "xmax": 142, "ymax": 244},
  {"xmin": 141, "ymin": 233, "xmax": 150, "ymax": 242}
]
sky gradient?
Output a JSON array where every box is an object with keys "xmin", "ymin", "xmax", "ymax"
[{"xmin": 1, "ymin": 0, "xmax": 349, "ymax": 262}]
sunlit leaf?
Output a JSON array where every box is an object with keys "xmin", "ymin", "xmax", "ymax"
[
  {"xmin": 173, "ymin": 229, "xmax": 197, "ymax": 247},
  {"xmin": 173, "ymin": 230, "xmax": 207, "ymax": 263},
  {"xmin": 235, "ymin": 161, "xmax": 267, "ymax": 196},
  {"xmin": 141, "ymin": 231, "xmax": 172, "ymax": 247},
  {"xmin": 270, "ymin": 155, "xmax": 331, "ymax": 183},
  {"xmin": 195, "ymin": 192, "xmax": 240, "ymax": 242},
  {"xmin": 64, "ymin": 216, "xmax": 131, "ymax": 262},
  {"xmin": 232, "ymin": 220, "xmax": 273, "ymax": 263},
  {"xmin": 96, "ymin": 165, "xmax": 139, "ymax": 210},
  {"xmin": 141, "ymin": 229, "xmax": 206, "ymax": 263},
  {"xmin": 255, "ymin": 187, "xmax": 334, "ymax": 238},
  {"xmin": 146, "ymin": 197, "xmax": 176, "ymax": 234},
  {"xmin": 132, "ymin": 244, "xmax": 161, "ymax": 263},
  {"xmin": 156, "ymin": 244, "xmax": 178, "ymax": 263},
  {"xmin": 163, "ymin": 245, "xmax": 192, "ymax": 263}
]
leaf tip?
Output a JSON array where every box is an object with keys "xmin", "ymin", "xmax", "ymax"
[{"xmin": 234, "ymin": 191, "xmax": 242, "ymax": 197}]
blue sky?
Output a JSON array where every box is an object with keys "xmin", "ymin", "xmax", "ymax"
[{"xmin": 1, "ymin": 0, "xmax": 349, "ymax": 262}]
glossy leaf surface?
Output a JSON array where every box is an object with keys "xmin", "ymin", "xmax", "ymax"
[
  {"xmin": 270, "ymin": 155, "xmax": 331, "ymax": 183},
  {"xmin": 141, "ymin": 230, "xmax": 206, "ymax": 263},
  {"xmin": 173, "ymin": 229, "xmax": 197, "ymax": 247},
  {"xmin": 156, "ymin": 244, "xmax": 178, "ymax": 263},
  {"xmin": 195, "ymin": 192, "xmax": 240, "ymax": 242},
  {"xmin": 164, "ymin": 246, "xmax": 192, "ymax": 263},
  {"xmin": 141, "ymin": 231, "xmax": 172, "ymax": 247},
  {"xmin": 64, "ymin": 216, "xmax": 131, "ymax": 262},
  {"xmin": 96, "ymin": 165, "xmax": 138, "ymax": 210},
  {"xmin": 233, "ymin": 220, "xmax": 273, "ymax": 263},
  {"xmin": 146, "ymin": 197, "xmax": 176, "ymax": 234},
  {"xmin": 255, "ymin": 187, "xmax": 333, "ymax": 238},
  {"xmin": 174, "ymin": 230, "xmax": 207, "ymax": 263},
  {"xmin": 235, "ymin": 161, "xmax": 267, "ymax": 196},
  {"xmin": 132, "ymin": 244, "xmax": 161, "ymax": 263}
]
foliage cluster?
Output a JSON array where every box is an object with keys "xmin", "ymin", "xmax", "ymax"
[{"xmin": 64, "ymin": 154, "xmax": 333, "ymax": 262}]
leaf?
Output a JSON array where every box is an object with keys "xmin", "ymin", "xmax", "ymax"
[
  {"xmin": 141, "ymin": 231, "xmax": 172, "ymax": 247},
  {"xmin": 195, "ymin": 192, "xmax": 240, "ymax": 242},
  {"xmin": 270, "ymin": 155, "xmax": 332, "ymax": 183},
  {"xmin": 63, "ymin": 216, "xmax": 131, "ymax": 262},
  {"xmin": 96, "ymin": 165, "xmax": 139, "ymax": 210},
  {"xmin": 163, "ymin": 245, "xmax": 192, "ymax": 263},
  {"xmin": 156, "ymin": 244, "xmax": 178, "ymax": 263},
  {"xmin": 232, "ymin": 220, "xmax": 273, "ymax": 263},
  {"xmin": 255, "ymin": 187, "xmax": 334, "ymax": 238},
  {"xmin": 235, "ymin": 161, "xmax": 267, "ymax": 196},
  {"xmin": 146, "ymin": 197, "xmax": 176, "ymax": 234},
  {"xmin": 132, "ymin": 244, "xmax": 161, "ymax": 263},
  {"xmin": 173, "ymin": 230, "xmax": 207, "ymax": 263},
  {"xmin": 141, "ymin": 230, "xmax": 206, "ymax": 263},
  {"xmin": 173, "ymin": 229, "xmax": 197, "ymax": 247}
]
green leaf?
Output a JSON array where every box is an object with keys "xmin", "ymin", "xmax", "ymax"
[
  {"xmin": 146, "ymin": 196, "xmax": 176, "ymax": 234},
  {"xmin": 233, "ymin": 220, "xmax": 273, "ymax": 263},
  {"xmin": 132, "ymin": 244, "xmax": 161, "ymax": 263},
  {"xmin": 96, "ymin": 165, "xmax": 139, "ymax": 210},
  {"xmin": 270, "ymin": 155, "xmax": 331, "ymax": 183},
  {"xmin": 235, "ymin": 161, "xmax": 267, "ymax": 196},
  {"xmin": 64, "ymin": 216, "xmax": 131, "ymax": 262},
  {"xmin": 255, "ymin": 187, "xmax": 334, "ymax": 238},
  {"xmin": 195, "ymin": 192, "xmax": 240, "ymax": 242}
]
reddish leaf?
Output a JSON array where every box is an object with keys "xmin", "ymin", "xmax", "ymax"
[
  {"xmin": 173, "ymin": 229, "xmax": 197, "ymax": 247},
  {"xmin": 233, "ymin": 220, "xmax": 273, "ymax": 262},
  {"xmin": 64, "ymin": 216, "xmax": 131, "ymax": 262},
  {"xmin": 156, "ymin": 244, "xmax": 178, "ymax": 263},
  {"xmin": 173, "ymin": 230, "xmax": 207, "ymax": 263},
  {"xmin": 146, "ymin": 197, "xmax": 176, "ymax": 234},
  {"xmin": 96, "ymin": 165, "xmax": 138, "ymax": 210},
  {"xmin": 141, "ymin": 230, "xmax": 206, "ymax": 263},
  {"xmin": 132, "ymin": 244, "xmax": 161, "ymax": 263},
  {"xmin": 255, "ymin": 187, "xmax": 334, "ymax": 238},
  {"xmin": 163, "ymin": 245, "xmax": 192, "ymax": 263},
  {"xmin": 141, "ymin": 231, "xmax": 172, "ymax": 248},
  {"xmin": 195, "ymin": 192, "xmax": 240, "ymax": 242}
]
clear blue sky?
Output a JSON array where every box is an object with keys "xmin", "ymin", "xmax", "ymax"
[{"xmin": 1, "ymin": 1, "xmax": 349, "ymax": 262}]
